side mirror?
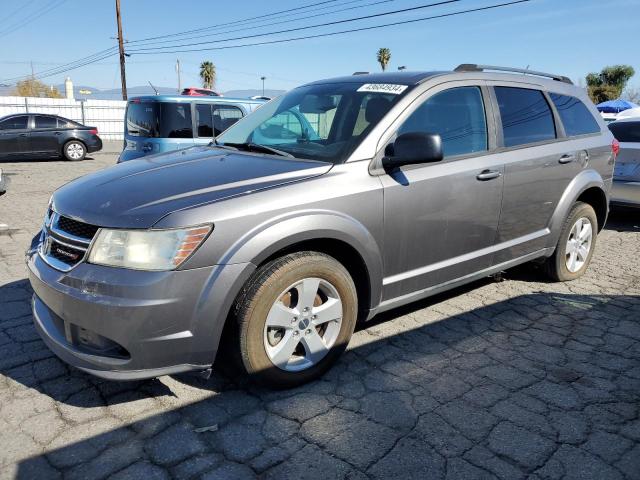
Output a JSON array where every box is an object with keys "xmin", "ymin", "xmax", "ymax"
[{"xmin": 383, "ymin": 132, "xmax": 443, "ymax": 169}]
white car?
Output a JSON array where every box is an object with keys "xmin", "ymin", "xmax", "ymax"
[{"xmin": 609, "ymin": 118, "xmax": 640, "ymax": 208}]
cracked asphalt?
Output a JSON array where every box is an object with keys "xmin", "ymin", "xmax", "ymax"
[{"xmin": 1, "ymin": 152, "xmax": 639, "ymax": 479}]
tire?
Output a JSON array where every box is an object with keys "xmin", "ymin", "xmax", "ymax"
[
  {"xmin": 543, "ymin": 202, "xmax": 598, "ymax": 282},
  {"xmin": 230, "ymin": 252, "xmax": 357, "ymax": 388},
  {"xmin": 63, "ymin": 140, "xmax": 86, "ymax": 161}
]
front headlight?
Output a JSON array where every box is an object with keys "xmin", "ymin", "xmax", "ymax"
[{"xmin": 88, "ymin": 225, "xmax": 212, "ymax": 270}]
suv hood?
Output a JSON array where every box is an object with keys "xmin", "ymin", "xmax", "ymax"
[{"xmin": 53, "ymin": 146, "xmax": 332, "ymax": 228}]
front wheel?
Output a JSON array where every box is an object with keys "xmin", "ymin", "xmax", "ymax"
[
  {"xmin": 231, "ymin": 252, "xmax": 357, "ymax": 388},
  {"xmin": 544, "ymin": 202, "xmax": 598, "ymax": 281},
  {"xmin": 63, "ymin": 140, "xmax": 86, "ymax": 161}
]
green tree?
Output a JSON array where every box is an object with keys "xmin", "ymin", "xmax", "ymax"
[
  {"xmin": 586, "ymin": 65, "xmax": 635, "ymax": 103},
  {"xmin": 376, "ymin": 48, "xmax": 391, "ymax": 72},
  {"xmin": 199, "ymin": 61, "xmax": 216, "ymax": 90},
  {"xmin": 12, "ymin": 78, "xmax": 62, "ymax": 98}
]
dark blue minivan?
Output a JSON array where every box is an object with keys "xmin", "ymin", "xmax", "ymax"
[{"xmin": 118, "ymin": 95, "xmax": 265, "ymax": 162}]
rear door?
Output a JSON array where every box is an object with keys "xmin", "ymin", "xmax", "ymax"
[
  {"xmin": 0, "ymin": 115, "xmax": 30, "ymax": 157},
  {"xmin": 31, "ymin": 115, "xmax": 61, "ymax": 155},
  {"xmin": 491, "ymin": 85, "xmax": 584, "ymax": 263}
]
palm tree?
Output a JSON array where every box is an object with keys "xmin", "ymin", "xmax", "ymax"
[
  {"xmin": 200, "ymin": 61, "xmax": 216, "ymax": 90},
  {"xmin": 377, "ymin": 48, "xmax": 391, "ymax": 72}
]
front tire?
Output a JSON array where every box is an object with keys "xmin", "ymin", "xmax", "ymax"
[
  {"xmin": 543, "ymin": 202, "xmax": 598, "ymax": 281},
  {"xmin": 232, "ymin": 252, "xmax": 357, "ymax": 388},
  {"xmin": 63, "ymin": 140, "xmax": 86, "ymax": 161}
]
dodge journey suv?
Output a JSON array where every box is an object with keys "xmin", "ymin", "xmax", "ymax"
[{"xmin": 27, "ymin": 65, "xmax": 616, "ymax": 387}]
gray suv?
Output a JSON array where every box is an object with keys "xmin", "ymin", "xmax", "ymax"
[{"xmin": 27, "ymin": 65, "xmax": 616, "ymax": 387}]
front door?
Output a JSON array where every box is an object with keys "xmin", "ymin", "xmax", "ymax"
[{"xmin": 380, "ymin": 85, "xmax": 504, "ymax": 301}]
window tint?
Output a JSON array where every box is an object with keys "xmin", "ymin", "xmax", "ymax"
[
  {"xmin": 495, "ymin": 87, "xmax": 556, "ymax": 147},
  {"xmin": 58, "ymin": 117, "xmax": 80, "ymax": 128},
  {"xmin": 213, "ymin": 105, "xmax": 243, "ymax": 136},
  {"xmin": 609, "ymin": 121, "xmax": 640, "ymax": 143},
  {"xmin": 126, "ymin": 102, "xmax": 159, "ymax": 137},
  {"xmin": 399, "ymin": 86, "xmax": 488, "ymax": 157},
  {"xmin": 160, "ymin": 103, "xmax": 192, "ymax": 138},
  {"xmin": 0, "ymin": 115, "xmax": 28, "ymax": 130},
  {"xmin": 34, "ymin": 116, "xmax": 57, "ymax": 129},
  {"xmin": 196, "ymin": 104, "xmax": 214, "ymax": 137},
  {"xmin": 549, "ymin": 93, "xmax": 600, "ymax": 136}
]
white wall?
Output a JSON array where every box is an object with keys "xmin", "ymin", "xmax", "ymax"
[{"xmin": 0, "ymin": 96, "xmax": 126, "ymax": 140}]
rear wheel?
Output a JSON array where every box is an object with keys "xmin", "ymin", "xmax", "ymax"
[
  {"xmin": 544, "ymin": 202, "xmax": 597, "ymax": 281},
  {"xmin": 63, "ymin": 140, "xmax": 86, "ymax": 161},
  {"xmin": 231, "ymin": 252, "xmax": 357, "ymax": 387}
]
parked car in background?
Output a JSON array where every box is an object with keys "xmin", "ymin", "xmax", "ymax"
[
  {"xmin": 0, "ymin": 114, "xmax": 102, "ymax": 161},
  {"xmin": 27, "ymin": 65, "xmax": 615, "ymax": 387},
  {"xmin": 609, "ymin": 118, "xmax": 640, "ymax": 208},
  {"xmin": 182, "ymin": 87, "xmax": 221, "ymax": 97},
  {"xmin": 0, "ymin": 168, "xmax": 6, "ymax": 196},
  {"xmin": 118, "ymin": 95, "xmax": 265, "ymax": 162}
]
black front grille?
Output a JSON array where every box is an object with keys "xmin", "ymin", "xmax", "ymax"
[
  {"xmin": 57, "ymin": 216, "xmax": 100, "ymax": 240},
  {"xmin": 48, "ymin": 240, "xmax": 85, "ymax": 265}
]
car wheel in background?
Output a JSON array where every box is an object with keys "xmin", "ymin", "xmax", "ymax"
[
  {"xmin": 544, "ymin": 201, "xmax": 598, "ymax": 281},
  {"xmin": 63, "ymin": 140, "xmax": 86, "ymax": 161},
  {"xmin": 230, "ymin": 252, "xmax": 357, "ymax": 388}
]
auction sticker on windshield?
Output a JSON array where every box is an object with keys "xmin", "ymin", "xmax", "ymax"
[{"xmin": 357, "ymin": 84, "xmax": 408, "ymax": 95}]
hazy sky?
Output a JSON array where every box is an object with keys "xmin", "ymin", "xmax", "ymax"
[{"xmin": 1, "ymin": 0, "xmax": 638, "ymax": 92}]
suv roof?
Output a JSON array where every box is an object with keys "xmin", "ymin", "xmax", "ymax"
[{"xmin": 304, "ymin": 64, "xmax": 576, "ymax": 90}]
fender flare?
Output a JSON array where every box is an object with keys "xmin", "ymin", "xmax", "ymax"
[
  {"xmin": 546, "ymin": 169, "xmax": 607, "ymax": 248},
  {"xmin": 218, "ymin": 209, "xmax": 384, "ymax": 311}
]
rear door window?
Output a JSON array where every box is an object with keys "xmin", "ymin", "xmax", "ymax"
[
  {"xmin": 549, "ymin": 93, "xmax": 600, "ymax": 136},
  {"xmin": 398, "ymin": 86, "xmax": 488, "ymax": 157},
  {"xmin": 196, "ymin": 104, "xmax": 214, "ymax": 137},
  {"xmin": 495, "ymin": 87, "xmax": 556, "ymax": 147},
  {"xmin": 609, "ymin": 121, "xmax": 640, "ymax": 143},
  {"xmin": 160, "ymin": 103, "xmax": 193, "ymax": 138},
  {"xmin": 126, "ymin": 102, "xmax": 159, "ymax": 137},
  {"xmin": 213, "ymin": 105, "xmax": 243, "ymax": 136},
  {"xmin": 34, "ymin": 116, "xmax": 58, "ymax": 129},
  {"xmin": 0, "ymin": 115, "xmax": 28, "ymax": 130}
]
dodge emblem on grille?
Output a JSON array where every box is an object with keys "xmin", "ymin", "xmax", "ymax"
[{"xmin": 53, "ymin": 245, "xmax": 80, "ymax": 260}]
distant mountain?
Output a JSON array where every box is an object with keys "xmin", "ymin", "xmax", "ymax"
[{"xmin": 0, "ymin": 84, "xmax": 286, "ymax": 100}]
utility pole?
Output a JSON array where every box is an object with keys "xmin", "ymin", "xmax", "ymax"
[
  {"xmin": 176, "ymin": 59, "xmax": 181, "ymax": 93},
  {"xmin": 260, "ymin": 76, "xmax": 266, "ymax": 97},
  {"xmin": 115, "ymin": 0, "xmax": 127, "ymax": 100}
]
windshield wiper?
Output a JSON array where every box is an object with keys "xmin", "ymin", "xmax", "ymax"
[{"xmin": 222, "ymin": 142, "xmax": 294, "ymax": 158}]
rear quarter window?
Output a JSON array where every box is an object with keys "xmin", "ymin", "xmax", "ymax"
[
  {"xmin": 495, "ymin": 87, "xmax": 556, "ymax": 147},
  {"xmin": 609, "ymin": 121, "xmax": 640, "ymax": 143},
  {"xmin": 549, "ymin": 93, "xmax": 600, "ymax": 136}
]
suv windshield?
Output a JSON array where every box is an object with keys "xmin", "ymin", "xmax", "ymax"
[
  {"xmin": 126, "ymin": 102, "xmax": 193, "ymax": 138},
  {"xmin": 216, "ymin": 82, "xmax": 408, "ymax": 163}
]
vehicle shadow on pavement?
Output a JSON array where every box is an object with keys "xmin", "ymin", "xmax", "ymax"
[
  {"xmin": 605, "ymin": 209, "xmax": 640, "ymax": 233},
  {"xmin": 0, "ymin": 157, "xmax": 96, "ymax": 164},
  {"xmin": 2, "ymin": 277, "xmax": 639, "ymax": 479}
]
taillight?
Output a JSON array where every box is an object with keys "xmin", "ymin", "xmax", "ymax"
[
  {"xmin": 612, "ymin": 138, "xmax": 620, "ymax": 158},
  {"xmin": 89, "ymin": 128, "xmax": 98, "ymax": 135}
]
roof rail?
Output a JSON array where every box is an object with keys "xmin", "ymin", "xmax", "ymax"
[
  {"xmin": 352, "ymin": 71, "xmax": 370, "ymax": 75},
  {"xmin": 454, "ymin": 64, "xmax": 573, "ymax": 84}
]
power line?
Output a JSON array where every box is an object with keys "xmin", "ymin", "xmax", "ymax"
[
  {"xmin": 126, "ymin": 0, "xmax": 345, "ymax": 45},
  {"xmin": 129, "ymin": 0, "xmax": 532, "ymax": 56},
  {"xmin": 0, "ymin": 0, "xmax": 67, "ymax": 39},
  {"xmin": 130, "ymin": 0, "xmax": 397, "ymax": 49},
  {"xmin": 1, "ymin": 0, "xmax": 39, "ymax": 26},
  {"xmin": 128, "ymin": 0, "xmax": 465, "ymax": 53}
]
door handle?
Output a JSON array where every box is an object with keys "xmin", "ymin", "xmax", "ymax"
[
  {"xmin": 54, "ymin": 132, "xmax": 63, "ymax": 135},
  {"xmin": 18, "ymin": 133, "xmax": 28, "ymax": 137},
  {"xmin": 559, "ymin": 154, "xmax": 575, "ymax": 164},
  {"xmin": 476, "ymin": 169, "xmax": 502, "ymax": 181}
]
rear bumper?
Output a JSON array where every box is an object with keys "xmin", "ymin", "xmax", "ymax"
[
  {"xmin": 86, "ymin": 136, "xmax": 103, "ymax": 153},
  {"xmin": 611, "ymin": 180, "xmax": 640, "ymax": 207},
  {"xmin": 27, "ymin": 238, "xmax": 255, "ymax": 380}
]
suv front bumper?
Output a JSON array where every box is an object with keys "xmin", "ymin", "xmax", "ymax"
[{"xmin": 27, "ymin": 237, "xmax": 254, "ymax": 380}]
